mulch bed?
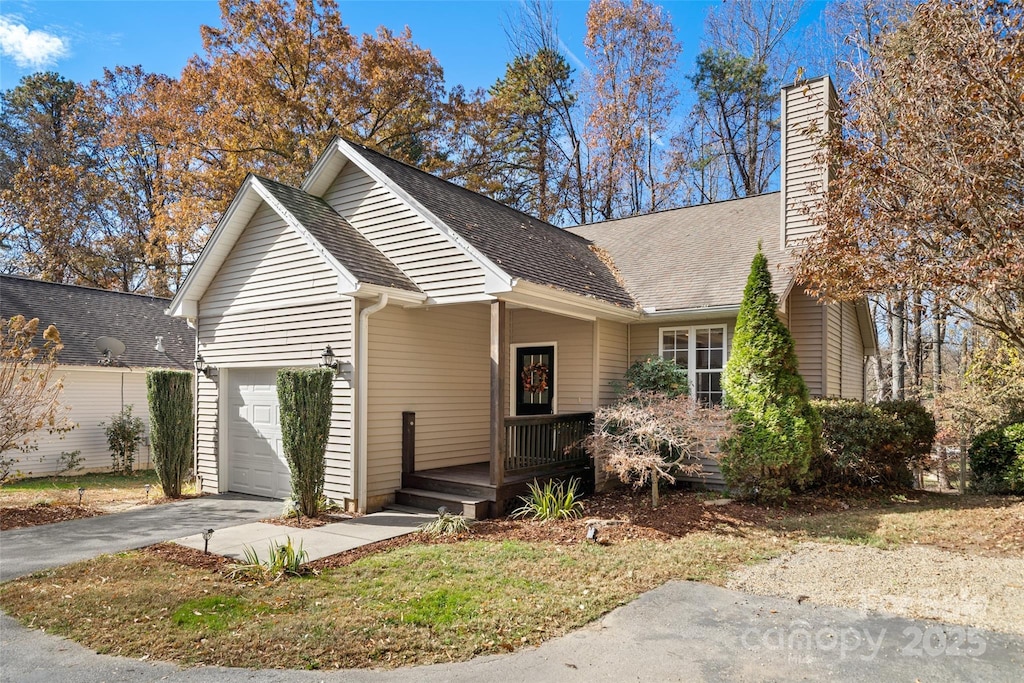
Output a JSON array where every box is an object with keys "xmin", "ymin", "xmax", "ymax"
[
  {"xmin": 0, "ymin": 503, "xmax": 101, "ymax": 531},
  {"xmin": 260, "ymin": 512, "xmax": 357, "ymax": 529},
  {"xmin": 148, "ymin": 488, "xmax": 783, "ymax": 574}
]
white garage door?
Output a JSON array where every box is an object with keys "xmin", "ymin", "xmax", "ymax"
[{"xmin": 227, "ymin": 369, "xmax": 291, "ymax": 499}]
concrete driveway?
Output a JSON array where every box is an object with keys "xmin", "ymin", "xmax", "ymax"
[
  {"xmin": 1, "ymin": 581, "xmax": 1022, "ymax": 682},
  {"xmin": 0, "ymin": 493, "xmax": 282, "ymax": 581}
]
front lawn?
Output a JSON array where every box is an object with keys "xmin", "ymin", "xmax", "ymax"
[
  {"xmin": 1, "ymin": 488, "xmax": 1019, "ymax": 670},
  {"xmin": 0, "ymin": 531, "xmax": 783, "ymax": 669}
]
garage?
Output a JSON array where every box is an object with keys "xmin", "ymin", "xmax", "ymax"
[{"xmin": 227, "ymin": 368, "xmax": 292, "ymax": 499}]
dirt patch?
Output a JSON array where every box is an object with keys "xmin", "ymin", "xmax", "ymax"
[
  {"xmin": 144, "ymin": 543, "xmax": 232, "ymax": 572},
  {"xmin": 728, "ymin": 541, "xmax": 1024, "ymax": 636},
  {"xmin": 259, "ymin": 512, "xmax": 356, "ymax": 529},
  {"xmin": 0, "ymin": 503, "xmax": 101, "ymax": 530}
]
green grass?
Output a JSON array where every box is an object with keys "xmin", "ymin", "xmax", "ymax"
[
  {"xmin": 0, "ymin": 533, "xmax": 784, "ymax": 669},
  {"xmin": 1, "ymin": 469, "xmax": 160, "ymax": 492},
  {"xmin": 172, "ymin": 596, "xmax": 263, "ymax": 633}
]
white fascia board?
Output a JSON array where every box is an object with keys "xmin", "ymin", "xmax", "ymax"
[
  {"xmin": 507, "ymin": 280, "xmax": 639, "ymax": 323},
  {"xmin": 332, "ymin": 139, "xmax": 515, "ymax": 293},
  {"xmin": 300, "ymin": 136, "xmax": 346, "ymax": 196},
  {"xmin": 167, "ymin": 175, "xmax": 263, "ymax": 318},
  {"xmin": 249, "ymin": 177, "xmax": 361, "ymax": 296},
  {"xmin": 856, "ymin": 298, "xmax": 879, "ymax": 355}
]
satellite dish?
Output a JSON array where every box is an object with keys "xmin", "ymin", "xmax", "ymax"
[{"xmin": 95, "ymin": 336, "xmax": 126, "ymax": 365}]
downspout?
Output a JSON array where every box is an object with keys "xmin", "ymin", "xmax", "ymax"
[{"xmin": 356, "ymin": 293, "xmax": 388, "ymax": 513}]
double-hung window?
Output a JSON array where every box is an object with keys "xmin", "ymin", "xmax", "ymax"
[{"xmin": 659, "ymin": 325, "xmax": 728, "ymax": 406}]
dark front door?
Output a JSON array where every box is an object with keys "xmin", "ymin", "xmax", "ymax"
[{"xmin": 515, "ymin": 345, "xmax": 554, "ymax": 415}]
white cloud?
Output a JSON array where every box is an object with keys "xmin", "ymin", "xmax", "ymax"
[{"xmin": 0, "ymin": 16, "xmax": 68, "ymax": 69}]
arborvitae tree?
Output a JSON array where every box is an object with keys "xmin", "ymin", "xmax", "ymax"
[
  {"xmin": 147, "ymin": 370, "xmax": 194, "ymax": 498},
  {"xmin": 277, "ymin": 368, "xmax": 333, "ymax": 517},
  {"xmin": 721, "ymin": 245, "xmax": 820, "ymax": 499}
]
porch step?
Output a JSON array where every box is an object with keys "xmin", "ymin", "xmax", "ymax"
[
  {"xmin": 394, "ymin": 488, "xmax": 489, "ymax": 520},
  {"xmin": 402, "ymin": 472, "xmax": 495, "ymax": 500}
]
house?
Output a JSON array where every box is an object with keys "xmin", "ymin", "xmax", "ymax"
[
  {"xmin": 168, "ymin": 76, "xmax": 875, "ymax": 516},
  {"xmin": 0, "ymin": 276, "xmax": 195, "ymax": 476}
]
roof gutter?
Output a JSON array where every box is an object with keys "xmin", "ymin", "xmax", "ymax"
[
  {"xmin": 355, "ymin": 293, "xmax": 388, "ymax": 513},
  {"xmin": 639, "ymin": 304, "xmax": 741, "ymax": 320}
]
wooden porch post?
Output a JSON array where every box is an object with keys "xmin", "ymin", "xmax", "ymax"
[{"xmin": 490, "ymin": 299, "xmax": 507, "ymax": 487}]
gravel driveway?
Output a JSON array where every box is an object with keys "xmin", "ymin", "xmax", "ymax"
[{"xmin": 728, "ymin": 542, "xmax": 1024, "ymax": 636}]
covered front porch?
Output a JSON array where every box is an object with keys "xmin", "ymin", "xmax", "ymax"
[
  {"xmin": 382, "ymin": 299, "xmax": 621, "ymax": 518},
  {"xmin": 396, "ymin": 411, "xmax": 595, "ymax": 518}
]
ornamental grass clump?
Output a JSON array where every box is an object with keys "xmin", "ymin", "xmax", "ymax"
[
  {"xmin": 146, "ymin": 370, "xmax": 194, "ymax": 498},
  {"xmin": 277, "ymin": 368, "xmax": 333, "ymax": 518},
  {"xmin": 512, "ymin": 478, "xmax": 584, "ymax": 520},
  {"xmin": 721, "ymin": 246, "xmax": 820, "ymax": 501}
]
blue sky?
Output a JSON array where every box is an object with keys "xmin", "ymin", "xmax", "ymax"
[{"xmin": 1, "ymin": 1, "xmax": 830, "ymax": 96}]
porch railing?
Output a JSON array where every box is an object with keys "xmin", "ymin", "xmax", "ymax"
[{"xmin": 504, "ymin": 412, "xmax": 593, "ymax": 475}]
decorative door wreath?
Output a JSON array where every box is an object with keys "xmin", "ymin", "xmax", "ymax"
[{"xmin": 521, "ymin": 362, "xmax": 549, "ymax": 394}]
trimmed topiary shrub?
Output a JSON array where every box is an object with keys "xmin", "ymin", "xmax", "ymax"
[
  {"xmin": 969, "ymin": 422, "xmax": 1024, "ymax": 494},
  {"xmin": 277, "ymin": 368, "xmax": 333, "ymax": 517},
  {"xmin": 721, "ymin": 245, "xmax": 820, "ymax": 501},
  {"xmin": 147, "ymin": 370, "xmax": 194, "ymax": 498},
  {"xmin": 619, "ymin": 356, "xmax": 688, "ymax": 398},
  {"xmin": 812, "ymin": 399, "xmax": 916, "ymax": 488}
]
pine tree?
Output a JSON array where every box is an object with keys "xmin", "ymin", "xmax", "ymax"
[{"xmin": 721, "ymin": 244, "xmax": 819, "ymax": 499}]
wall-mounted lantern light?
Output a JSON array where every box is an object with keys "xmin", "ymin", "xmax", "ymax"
[
  {"xmin": 320, "ymin": 345, "xmax": 341, "ymax": 374},
  {"xmin": 194, "ymin": 353, "xmax": 214, "ymax": 378}
]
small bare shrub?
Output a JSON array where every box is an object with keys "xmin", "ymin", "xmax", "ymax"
[{"xmin": 587, "ymin": 392, "xmax": 732, "ymax": 506}]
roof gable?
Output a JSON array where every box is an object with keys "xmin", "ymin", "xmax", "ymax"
[
  {"xmin": 568, "ymin": 193, "xmax": 794, "ymax": 312},
  {"xmin": 0, "ymin": 275, "xmax": 193, "ymax": 369},
  {"xmin": 304, "ymin": 139, "xmax": 635, "ymax": 310},
  {"xmin": 169, "ymin": 175, "xmax": 421, "ymax": 317}
]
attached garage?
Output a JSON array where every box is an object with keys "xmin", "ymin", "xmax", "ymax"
[{"xmin": 227, "ymin": 369, "xmax": 291, "ymax": 499}]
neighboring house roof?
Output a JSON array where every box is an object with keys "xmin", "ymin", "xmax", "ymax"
[
  {"xmin": 254, "ymin": 176, "xmax": 419, "ymax": 293},
  {"xmin": 0, "ymin": 275, "xmax": 194, "ymax": 369},
  {"xmin": 348, "ymin": 143, "xmax": 636, "ymax": 309},
  {"xmin": 568, "ymin": 193, "xmax": 794, "ymax": 312}
]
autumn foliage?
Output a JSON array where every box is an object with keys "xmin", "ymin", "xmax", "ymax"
[
  {"xmin": 0, "ymin": 315, "xmax": 73, "ymax": 481},
  {"xmin": 796, "ymin": 0, "xmax": 1024, "ymax": 351}
]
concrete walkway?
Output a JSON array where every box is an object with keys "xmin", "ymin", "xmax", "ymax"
[
  {"xmin": 0, "ymin": 493, "xmax": 282, "ymax": 581},
  {"xmin": 172, "ymin": 509, "xmax": 435, "ymax": 563},
  {"xmin": 2, "ymin": 581, "xmax": 1022, "ymax": 682}
]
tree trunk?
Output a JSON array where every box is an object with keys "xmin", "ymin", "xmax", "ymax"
[
  {"xmin": 891, "ymin": 297, "xmax": 906, "ymax": 401},
  {"xmin": 933, "ymin": 303, "xmax": 945, "ymax": 394},
  {"xmin": 651, "ymin": 467, "xmax": 659, "ymax": 508},
  {"xmin": 909, "ymin": 291, "xmax": 923, "ymax": 399}
]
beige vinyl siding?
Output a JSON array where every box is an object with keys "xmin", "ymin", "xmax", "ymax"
[
  {"xmin": 782, "ymin": 78, "xmax": 830, "ymax": 248},
  {"xmin": 20, "ymin": 368, "xmax": 154, "ymax": 476},
  {"xmin": 196, "ymin": 202, "xmax": 355, "ymax": 501},
  {"xmin": 323, "ymin": 163, "xmax": 487, "ymax": 301},
  {"xmin": 788, "ymin": 289, "xmax": 825, "ymax": 397},
  {"xmin": 511, "ymin": 309, "xmax": 595, "ymax": 414},
  {"xmin": 826, "ymin": 303, "xmax": 843, "ymax": 397},
  {"xmin": 196, "ymin": 373, "xmax": 219, "ymax": 492},
  {"xmin": 597, "ymin": 319, "xmax": 628, "ymax": 406},
  {"xmin": 841, "ymin": 301, "xmax": 865, "ymax": 400},
  {"xmin": 365, "ymin": 303, "xmax": 490, "ymax": 500}
]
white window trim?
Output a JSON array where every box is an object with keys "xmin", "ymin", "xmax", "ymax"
[
  {"xmin": 658, "ymin": 325, "xmax": 728, "ymax": 402},
  {"xmin": 509, "ymin": 341, "xmax": 558, "ymax": 416}
]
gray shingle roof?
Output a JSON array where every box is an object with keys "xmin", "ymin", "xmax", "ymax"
[
  {"xmin": 254, "ymin": 176, "xmax": 420, "ymax": 293},
  {"xmin": 349, "ymin": 143, "xmax": 636, "ymax": 309},
  {"xmin": 0, "ymin": 275, "xmax": 194, "ymax": 369},
  {"xmin": 567, "ymin": 193, "xmax": 794, "ymax": 311}
]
